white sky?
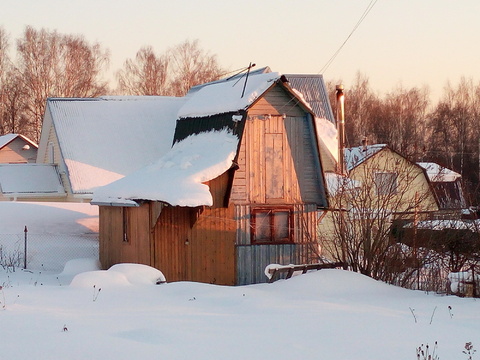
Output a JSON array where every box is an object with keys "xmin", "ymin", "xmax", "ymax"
[{"xmin": 3, "ymin": 1, "xmax": 480, "ymax": 101}]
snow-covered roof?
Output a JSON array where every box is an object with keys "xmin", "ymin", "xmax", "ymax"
[
  {"xmin": 315, "ymin": 117, "xmax": 338, "ymax": 162},
  {"xmin": 404, "ymin": 219, "xmax": 480, "ymax": 231},
  {"xmin": 47, "ymin": 96, "xmax": 186, "ymax": 194},
  {"xmin": 0, "ymin": 134, "xmax": 38, "ymax": 149},
  {"xmin": 178, "ymin": 72, "xmax": 281, "ymax": 118},
  {"xmin": 324, "ymin": 172, "xmax": 360, "ymax": 196},
  {"xmin": 344, "ymin": 144, "xmax": 387, "ymax": 171},
  {"xmin": 417, "ymin": 162, "xmax": 461, "ymax": 182},
  {"xmin": 92, "ymin": 129, "xmax": 239, "ymax": 207},
  {"xmin": 0, "ymin": 164, "xmax": 65, "ymax": 197}
]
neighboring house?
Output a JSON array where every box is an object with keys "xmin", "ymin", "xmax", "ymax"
[
  {"xmin": 417, "ymin": 162, "xmax": 466, "ymax": 212},
  {"xmin": 35, "ymin": 96, "xmax": 186, "ymax": 202},
  {"xmin": 0, "ymin": 134, "xmax": 38, "ymax": 164},
  {"xmin": 343, "ymin": 144, "xmax": 439, "ymax": 215},
  {"xmin": 0, "ymin": 134, "xmax": 63, "ymax": 201},
  {"xmin": 318, "ymin": 143, "xmax": 439, "ymax": 265},
  {"xmin": 92, "ymin": 71, "xmax": 329, "ymax": 285}
]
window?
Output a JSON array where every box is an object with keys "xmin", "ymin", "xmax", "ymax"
[
  {"xmin": 122, "ymin": 208, "xmax": 129, "ymax": 243},
  {"xmin": 251, "ymin": 208, "xmax": 293, "ymax": 244},
  {"xmin": 374, "ymin": 172, "xmax": 398, "ymax": 196}
]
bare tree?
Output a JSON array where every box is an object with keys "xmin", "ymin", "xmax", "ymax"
[
  {"xmin": 343, "ymin": 72, "xmax": 381, "ymax": 147},
  {"xmin": 0, "ymin": 27, "xmax": 11, "ymax": 134},
  {"xmin": 168, "ymin": 39, "xmax": 224, "ymax": 96},
  {"xmin": 116, "ymin": 39, "xmax": 224, "ymax": 97},
  {"xmin": 319, "ymin": 150, "xmax": 437, "ymax": 281},
  {"xmin": 380, "ymin": 86, "xmax": 430, "ymax": 161},
  {"xmin": 116, "ymin": 46, "xmax": 170, "ymax": 96},
  {"xmin": 15, "ymin": 26, "xmax": 109, "ymax": 141},
  {"xmin": 427, "ymin": 77, "xmax": 480, "ymax": 202}
]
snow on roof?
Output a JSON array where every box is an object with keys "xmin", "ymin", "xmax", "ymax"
[
  {"xmin": 404, "ymin": 219, "xmax": 480, "ymax": 231},
  {"xmin": 417, "ymin": 162, "xmax": 461, "ymax": 182},
  {"xmin": 0, "ymin": 134, "xmax": 38, "ymax": 149},
  {"xmin": 315, "ymin": 117, "xmax": 338, "ymax": 162},
  {"xmin": 92, "ymin": 129, "xmax": 239, "ymax": 207},
  {"xmin": 344, "ymin": 144, "xmax": 387, "ymax": 171},
  {"xmin": 0, "ymin": 164, "xmax": 65, "ymax": 196},
  {"xmin": 324, "ymin": 172, "xmax": 360, "ymax": 196},
  {"xmin": 178, "ymin": 72, "xmax": 281, "ymax": 118},
  {"xmin": 48, "ymin": 96, "xmax": 186, "ymax": 194}
]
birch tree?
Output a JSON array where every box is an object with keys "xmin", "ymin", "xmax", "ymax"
[
  {"xmin": 15, "ymin": 26, "xmax": 109, "ymax": 141},
  {"xmin": 116, "ymin": 46, "xmax": 170, "ymax": 95},
  {"xmin": 168, "ymin": 39, "xmax": 224, "ymax": 96}
]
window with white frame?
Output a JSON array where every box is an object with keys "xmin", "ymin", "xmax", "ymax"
[{"xmin": 374, "ymin": 171, "xmax": 398, "ymax": 196}]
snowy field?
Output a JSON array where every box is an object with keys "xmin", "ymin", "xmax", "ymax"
[{"xmin": 0, "ymin": 203, "xmax": 479, "ymax": 359}]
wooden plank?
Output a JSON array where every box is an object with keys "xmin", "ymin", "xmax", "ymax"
[{"xmin": 265, "ymin": 133, "xmax": 284, "ymax": 200}]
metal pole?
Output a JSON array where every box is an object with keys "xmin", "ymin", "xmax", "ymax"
[
  {"xmin": 24, "ymin": 225, "xmax": 27, "ymax": 269},
  {"xmin": 336, "ymin": 85, "xmax": 346, "ymax": 175}
]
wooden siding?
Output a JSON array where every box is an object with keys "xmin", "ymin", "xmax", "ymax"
[
  {"xmin": 0, "ymin": 137, "xmax": 37, "ymax": 164},
  {"xmin": 248, "ymin": 84, "xmax": 306, "ymax": 117},
  {"xmin": 99, "ymin": 204, "xmax": 152, "ymax": 269},
  {"xmin": 36, "ymin": 118, "xmax": 76, "ymax": 200},
  {"xmin": 151, "ymin": 171, "xmax": 236, "ymax": 285},
  {"xmin": 153, "ymin": 205, "xmax": 236, "ymax": 285},
  {"xmin": 231, "ymin": 114, "xmax": 325, "ymax": 205},
  {"xmin": 235, "ymin": 203, "xmax": 319, "ymax": 285}
]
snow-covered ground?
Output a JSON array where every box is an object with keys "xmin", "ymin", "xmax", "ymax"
[{"xmin": 0, "ymin": 202, "xmax": 479, "ymax": 359}]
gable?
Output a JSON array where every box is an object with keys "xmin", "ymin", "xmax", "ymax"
[
  {"xmin": 348, "ymin": 148, "xmax": 439, "ymax": 212},
  {"xmin": 0, "ymin": 136, "xmax": 38, "ymax": 164},
  {"xmin": 230, "ymin": 85, "xmax": 327, "ymax": 207}
]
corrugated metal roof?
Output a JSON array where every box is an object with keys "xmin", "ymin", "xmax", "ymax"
[
  {"xmin": 284, "ymin": 74, "xmax": 335, "ymax": 124},
  {"xmin": 0, "ymin": 164, "xmax": 65, "ymax": 196},
  {"xmin": 46, "ymin": 96, "xmax": 186, "ymax": 194}
]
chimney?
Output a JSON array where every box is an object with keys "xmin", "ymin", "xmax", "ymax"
[
  {"xmin": 361, "ymin": 136, "xmax": 368, "ymax": 152},
  {"xmin": 336, "ymin": 85, "xmax": 346, "ymax": 174}
]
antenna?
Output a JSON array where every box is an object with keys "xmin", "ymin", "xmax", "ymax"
[{"xmin": 241, "ymin": 62, "xmax": 256, "ymax": 98}]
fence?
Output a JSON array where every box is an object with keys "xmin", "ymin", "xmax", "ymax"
[
  {"xmin": 0, "ymin": 229, "xmax": 99, "ymax": 272},
  {"xmin": 387, "ymin": 262, "xmax": 480, "ymax": 298}
]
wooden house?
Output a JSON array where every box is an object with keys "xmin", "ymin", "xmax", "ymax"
[
  {"xmin": 92, "ymin": 71, "xmax": 330, "ymax": 285},
  {"xmin": 0, "ymin": 134, "xmax": 65, "ymax": 201},
  {"xmin": 318, "ymin": 143, "xmax": 440, "ymax": 266},
  {"xmin": 343, "ymin": 144, "xmax": 439, "ymax": 216},
  {"xmin": 0, "ymin": 134, "xmax": 37, "ymax": 164}
]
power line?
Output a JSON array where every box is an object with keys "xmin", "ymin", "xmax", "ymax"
[{"xmin": 319, "ymin": 0, "xmax": 379, "ymax": 75}]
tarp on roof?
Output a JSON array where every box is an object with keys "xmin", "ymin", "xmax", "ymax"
[
  {"xmin": 0, "ymin": 164, "xmax": 65, "ymax": 196},
  {"xmin": 92, "ymin": 129, "xmax": 239, "ymax": 207},
  {"xmin": 47, "ymin": 96, "xmax": 186, "ymax": 194}
]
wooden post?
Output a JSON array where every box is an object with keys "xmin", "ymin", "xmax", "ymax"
[{"xmin": 24, "ymin": 225, "xmax": 28, "ymax": 269}]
